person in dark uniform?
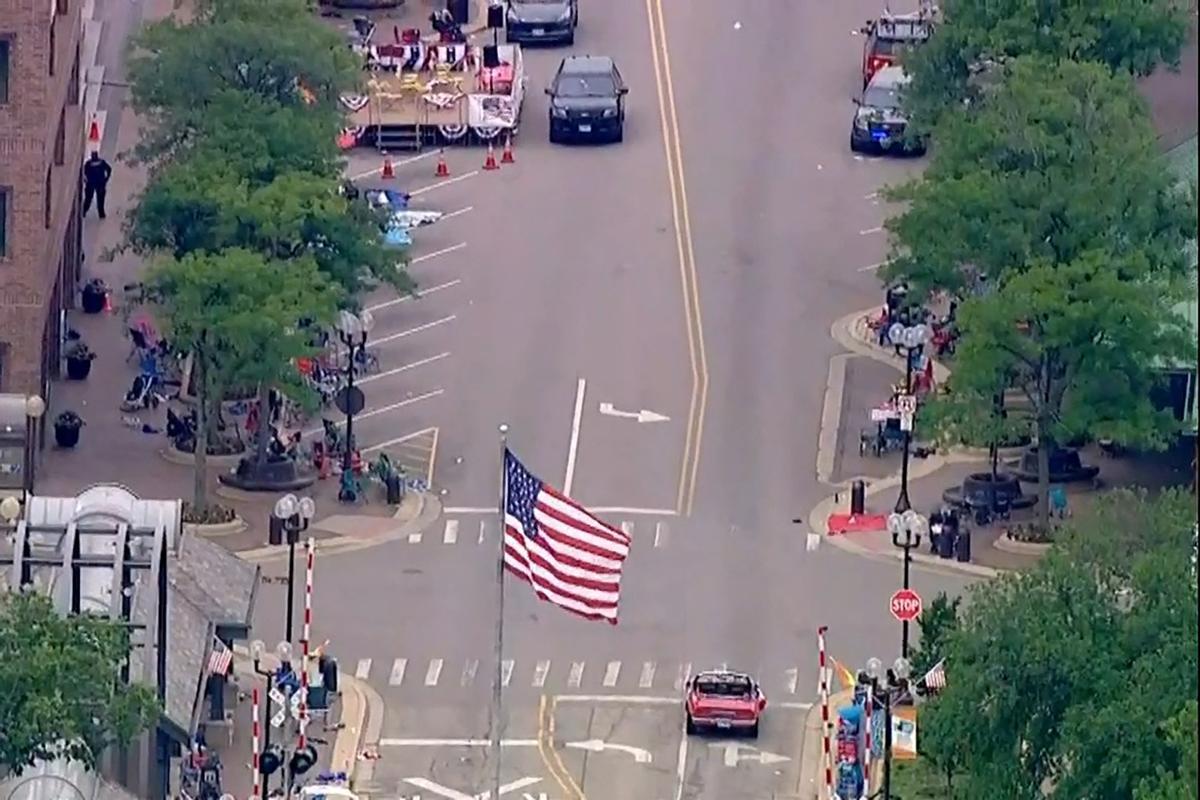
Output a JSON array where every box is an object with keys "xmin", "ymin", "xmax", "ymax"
[{"xmin": 82, "ymin": 151, "xmax": 112, "ymax": 219}]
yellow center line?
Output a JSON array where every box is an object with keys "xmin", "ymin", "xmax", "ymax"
[
  {"xmin": 536, "ymin": 694, "xmax": 585, "ymax": 799},
  {"xmin": 646, "ymin": 0, "xmax": 708, "ymax": 518}
]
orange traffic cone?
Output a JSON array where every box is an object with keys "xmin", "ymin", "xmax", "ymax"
[
  {"xmin": 500, "ymin": 136, "xmax": 515, "ymax": 164},
  {"xmin": 435, "ymin": 150, "xmax": 450, "ymax": 178},
  {"xmin": 103, "ymin": 291, "xmax": 114, "ymax": 314},
  {"xmin": 482, "ymin": 142, "xmax": 499, "ymax": 171},
  {"xmin": 88, "ymin": 117, "xmax": 101, "ymax": 144},
  {"xmin": 381, "ymin": 156, "xmax": 395, "ymax": 180}
]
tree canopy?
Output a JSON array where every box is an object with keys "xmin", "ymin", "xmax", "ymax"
[
  {"xmin": 144, "ymin": 249, "xmax": 338, "ymax": 509},
  {"xmin": 918, "ymin": 489, "xmax": 1199, "ymax": 800},
  {"xmin": 0, "ymin": 592, "xmax": 161, "ymax": 773},
  {"xmin": 884, "ymin": 57, "xmax": 1196, "ymax": 296},
  {"xmin": 904, "ymin": 0, "xmax": 1191, "ymax": 125}
]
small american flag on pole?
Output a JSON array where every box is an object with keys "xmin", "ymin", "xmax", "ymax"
[
  {"xmin": 207, "ymin": 639, "xmax": 233, "ymax": 677},
  {"xmin": 922, "ymin": 659, "xmax": 946, "ymax": 693},
  {"xmin": 503, "ymin": 448, "xmax": 631, "ymax": 624}
]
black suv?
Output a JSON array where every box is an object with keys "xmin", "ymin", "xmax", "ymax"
[
  {"xmin": 545, "ymin": 56, "xmax": 628, "ymax": 144},
  {"xmin": 506, "ymin": 0, "xmax": 578, "ymax": 45}
]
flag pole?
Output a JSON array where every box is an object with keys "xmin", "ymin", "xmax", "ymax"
[{"xmin": 491, "ymin": 422, "xmax": 510, "ymax": 799}]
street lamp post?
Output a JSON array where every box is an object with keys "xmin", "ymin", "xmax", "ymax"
[
  {"xmin": 335, "ymin": 310, "xmax": 373, "ymax": 500},
  {"xmin": 885, "ymin": 320, "xmax": 929, "ymax": 514},
  {"xmin": 272, "ymin": 494, "xmax": 316, "ymax": 646},
  {"xmin": 23, "ymin": 394, "xmax": 45, "ymax": 495},
  {"xmin": 888, "ymin": 509, "xmax": 927, "ymax": 659},
  {"xmin": 865, "ymin": 656, "xmax": 912, "ymax": 800},
  {"xmin": 251, "ymin": 640, "xmax": 297, "ymax": 800}
]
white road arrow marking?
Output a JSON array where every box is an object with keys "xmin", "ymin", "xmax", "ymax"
[
  {"xmin": 402, "ymin": 776, "xmax": 541, "ymax": 800},
  {"xmin": 710, "ymin": 743, "xmax": 792, "ymax": 767},
  {"xmin": 566, "ymin": 739, "xmax": 653, "ymax": 763},
  {"xmin": 598, "ymin": 402, "xmax": 670, "ymax": 423}
]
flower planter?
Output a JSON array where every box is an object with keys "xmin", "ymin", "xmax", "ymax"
[
  {"xmin": 66, "ymin": 356, "xmax": 93, "ymax": 380},
  {"xmin": 81, "ymin": 287, "xmax": 107, "ymax": 314},
  {"xmin": 55, "ymin": 422, "xmax": 81, "ymax": 448}
]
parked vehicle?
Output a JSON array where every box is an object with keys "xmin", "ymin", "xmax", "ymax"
[
  {"xmin": 850, "ymin": 66, "xmax": 926, "ymax": 156},
  {"xmin": 859, "ymin": 9, "xmax": 933, "ymax": 88}
]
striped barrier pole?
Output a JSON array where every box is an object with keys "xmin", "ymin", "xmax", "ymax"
[
  {"xmin": 862, "ymin": 684, "xmax": 873, "ymax": 798},
  {"xmin": 251, "ymin": 687, "xmax": 261, "ymax": 800},
  {"xmin": 818, "ymin": 626, "xmax": 833, "ymax": 800},
  {"xmin": 298, "ymin": 538, "xmax": 315, "ymax": 750}
]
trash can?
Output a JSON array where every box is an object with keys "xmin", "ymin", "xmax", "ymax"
[
  {"xmin": 937, "ymin": 518, "xmax": 955, "ymax": 559},
  {"xmin": 955, "ymin": 526, "xmax": 971, "ymax": 562},
  {"xmin": 447, "ymin": 0, "xmax": 469, "ymax": 24},
  {"xmin": 850, "ymin": 479, "xmax": 865, "ymax": 515},
  {"xmin": 385, "ymin": 472, "xmax": 403, "ymax": 505},
  {"xmin": 268, "ymin": 514, "xmax": 285, "ymax": 546}
]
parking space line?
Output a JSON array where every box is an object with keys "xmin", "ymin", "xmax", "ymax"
[
  {"xmin": 603, "ymin": 661, "xmax": 621, "ymax": 687},
  {"xmin": 349, "ymin": 150, "xmax": 440, "ymax": 180},
  {"xmin": 639, "ymin": 662, "xmax": 656, "ymax": 688},
  {"xmin": 424, "ymin": 658, "xmax": 443, "ymax": 686},
  {"xmin": 533, "ymin": 660, "xmax": 551, "ymax": 688},
  {"xmin": 411, "ymin": 242, "xmax": 468, "ymax": 265},
  {"xmin": 410, "ymin": 171, "xmax": 479, "ymax": 196},
  {"xmin": 354, "ymin": 658, "xmax": 372, "ymax": 680},
  {"xmin": 442, "ymin": 206, "xmax": 473, "ymax": 221},
  {"xmin": 567, "ymin": 661, "xmax": 585, "ymax": 689},
  {"xmin": 443, "ymin": 519, "xmax": 459, "ymax": 544},
  {"xmin": 357, "ymin": 352, "xmax": 451, "ymax": 386},
  {"xmin": 859, "ymin": 226, "xmax": 884, "ymax": 235},
  {"xmin": 858, "ymin": 261, "xmax": 884, "ymax": 272},
  {"xmin": 368, "ymin": 315, "xmax": 456, "ymax": 347},
  {"xmin": 562, "ymin": 377, "xmax": 587, "ymax": 495},
  {"xmin": 462, "ymin": 659, "xmax": 479, "ymax": 687},
  {"xmin": 389, "ymin": 658, "xmax": 408, "ymax": 686},
  {"xmin": 303, "ymin": 389, "xmax": 444, "ymax": 437},
  {"xmin": 366, "ymin": 279, "xmax": 462, "ymax": 312},
  {"xmin": 674, "ymin": 663, "xmax": 691, "ymax": 691}
]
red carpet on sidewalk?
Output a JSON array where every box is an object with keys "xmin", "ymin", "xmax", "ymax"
[{"xmin": 827, "ymin": 513, "xmax": 888, "ymax": 535}]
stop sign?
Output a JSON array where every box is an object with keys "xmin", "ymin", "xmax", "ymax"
[{"xmin": 890, "ymin": 588, "xmax": 923, "ymax": 622}]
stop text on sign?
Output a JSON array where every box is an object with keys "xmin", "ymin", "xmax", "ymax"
[{"xmin": 890, "ymin": 589, "xmax": 923, "ymax": 622}]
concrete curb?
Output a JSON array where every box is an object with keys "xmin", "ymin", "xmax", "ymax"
[
  {"xmin": 993, "ymin": 535, "xmax": 1052, "ymax": 556},
  {"xmin": 237, "ymin": 491, "xmax": 441, "ymax": 563},
  {"xmin": 346, "ymin": 678, "xmax": 385, "ymax": 798},
  {"xmin": 183, "ymin": 516, "xmax": 248, "ymax": 538},
  {"xmin": 329, "ymin": 673, "xmax": 365, "ymax": 777},
  {"xmin": 797, "ymin": 689, "xmax": 854, "ymax": 800}
]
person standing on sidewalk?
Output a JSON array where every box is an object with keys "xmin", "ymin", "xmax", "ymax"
[{"xmin": 82, "ymin": 151, "xmax": 112, "ymax": 219}]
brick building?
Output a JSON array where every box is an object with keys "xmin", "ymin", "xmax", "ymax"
[{"xmin": 0, "ymin": 0, "xmax": 85, "ymax": 399}]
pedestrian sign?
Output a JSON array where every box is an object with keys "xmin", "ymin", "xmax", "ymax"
[
  {"xmin": 897, "ymin": 395, "xmax": 917, "ymax": 415},
  {"xmin": 290, "ymin": 691, "xmax": 303, "ymax": 720},
  {"xmin": 271, "ymin": 708, "xmax": 288, "ymax": 728}
]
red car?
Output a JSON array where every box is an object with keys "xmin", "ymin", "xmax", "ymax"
[
  {"xmin": 684, "ymin": 670, "xmax": 766, "ymax": 738},
  {"xmin": 859, "ymin": 11, "xmax": 933, "ymax": 88}
]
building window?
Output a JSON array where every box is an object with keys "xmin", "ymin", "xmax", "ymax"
[
  {"xmin": 49, "ymin": 23, "xmax": 55, "ymax": 76},
  {"xmin": 0, "ymin": 38, "xmax": 11, "ymax": 104},
  {"xmin": 68, "ymin": 42, "xmax": 80, "ymax": 105},
  {"xmin": 55, "ymin": 111, "xmax": 66, "ymax": 165},
  {"xmin": 44, "ymin": 168, "xmax": 53, "ymax": 229},
  {"xmin": 0, "ymin": 187, "xmax": 10, "ymax": 257}
]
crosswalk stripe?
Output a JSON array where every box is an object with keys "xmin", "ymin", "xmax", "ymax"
[
  {"xmin": 462, "ymin": 659, "xmax": 479, "ymax": 687},
  {"xmin": 425, "ymin": 659, "xmax": 443, "ymax": 686},
  {"xmin": 654, "ymin": 522, "xmax": 668, "ymax": 548},
  {"xmin": 675, "ymin": 662, "xmax": 692, "ymax": 691},
  {"xmin": 501, "ymin": 659, "xmax": 514, "ymax": 687},
  {"xmin": 620, "ymin": 521, "xmax": 633, "ymax": 537},
  {"xmin": 603, "ymin": 661, "xmax": 621, "ymax": 687},
  {"xmin": 408, "ymin": 529, "xmax": 423, "ymax": 544},
  {"xmin": 355, "ymin": 658, "xmax": 372, "ymax": 680},
  {"xmin": 478, "ymin": 520, "xmax": 487, "ymax": 544},
  {"xmin": 443, "ymin": 520, "xmax": 459, "ymax": 544},
  {"xmin": 638, "ymin": 662, "xmax": 656, "ymax": 689},
  {"xmin": 532, "ymin": 660, "xmax": 551, "ymax": 688},
  {"xmin": 784, "ymin": 668, "xmax": 799, "ymax": 695},
  {"xmin": 568, "ymin": 661, "xmax": 585, "ymax": 689},
  {"xmin": 389, "ymin": 658, "xmax": 407, "ymax": 686}
]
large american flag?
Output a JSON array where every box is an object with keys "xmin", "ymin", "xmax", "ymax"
[{"xmin": 503, "ymin": 448, "xmax": 632, "ymax": 624}]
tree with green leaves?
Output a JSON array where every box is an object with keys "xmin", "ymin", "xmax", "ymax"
[
  {"xmin": 0, "ymin": 591, "xmax": 161, "ymax": 773},
  {"xmin": 947, "ymin": 251, "xmax": 1192, "ymax": 527},
  {"xmin": 918, "ymin": 489, "xmax": 1198, "ymax": 800},
  {"xmin": 127, "ymin": 0, "xmax": 359, "ymax": 162},
  {"xmin": 884, "ymin": 57, "xmax": 1196, "ymax": 296},
  {"xmin": 143, "ymin": 249, "xmax": 338, "ymax": 513},
  {"xmin": 1134, "ymin": 701, "xmax": 1198, "ymax": 800},
  {"xmin": 904, "ymin": 0, "xmax": 1191, "ymax": 127}
]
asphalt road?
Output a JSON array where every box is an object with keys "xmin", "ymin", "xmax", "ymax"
[{"xmin": 249, "ymin": 1, "xmax": 981, "ymax": 798}]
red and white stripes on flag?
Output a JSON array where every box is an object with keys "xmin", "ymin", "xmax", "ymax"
[
  {"xmin": 922, "ymin": 658, "xmax": 946, "ymax": 692},
  {"xmin": 502, "ymin": 448, "xmax": 631, "ymax": 624},
  {"xmin": 207, "ymin": 639, "xmax": 233, "ymax": 677}
]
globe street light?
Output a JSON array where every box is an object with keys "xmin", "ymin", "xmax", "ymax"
[
  {"xmin": 23, "ymin": 394, "xmax": 45, "ymax": 495},
  {"xmin": 272, "ymin": 494, "xmax": 316, "ymax": 646},
  {"xmin": 888, "ymin": 509, "xmax": 927, "ymax": 658},
  {"xmin": 335, "ymin": 310, "xmax": 374, "ymax": 502},
  {"xmin": 886, "ymin": 320, "xmax": 929, "ymax": 513},
  {"xmin": 865, "ymin": 655, "xmax": 912, "ymax": 800}
]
